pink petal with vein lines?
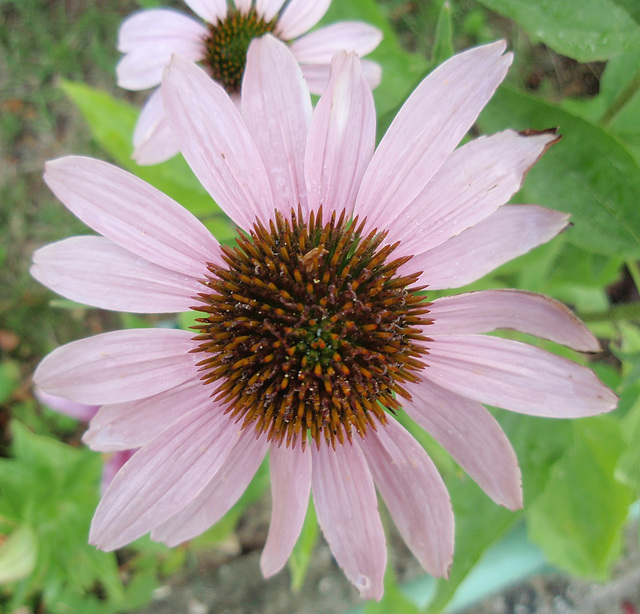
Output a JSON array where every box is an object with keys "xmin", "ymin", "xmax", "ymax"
[
  {"xmin": 242, "ymin": 36, "xmax": 311, "ymax": 217},
  {"xmin": 427, "ymin": 290, "xmax": 600, "ymax": 352},
  {"xmin": 34, "ymin": 388, "xmax": 98, "ymax": 422},
  {"xmin": 290, "ymin": 22, "xmax": 382, "ymax": 64},
  {"xmin": 151, "ymin": 428, "xmax": 269, "ymax": 546},
  {"xmin": 256, "ymin": 0, "xmax": 286, "ymax": 22},
  {"xmin": 184, "ymin": 0, "xmax": 228, "ymax": 24},
  {"xmin": 361, "ymin": 418, "xmax": 454, "ymax": 576},
  {"xmin": 83, "ymin": 378, "xmax": 209, "ymax": 451},
  {"xmin": 34, "ymin": 329, "xmax": 199, "ymax": 405},
  {"xmin": 354, "ymin": 42, "xmax": 511, "ymax": 233},
  {"xmin": 402, "ymin": 379, "xmax": 522, "ymax": 509},
  {"xmin": 31, "ymin": 236, "xmax": 202, "ymax": 314},
  {"xmin": 90, "ymin": 403, "xmax": 241, "ymax": 550},
  {"xmin": 305, "ymin": 52, "xmax": 376, "ymax": 217},
  {"xmin": 261, "ymin": 443, "xmax": 312, "ymax": 577},
  {"xmin": 276, "ymin": 0, "xmax": 331, "ymax": 40},
  {"xmin": 311, "ymin": 442, "xmax": 386, "ymax": 600},
  {"xmin": 387, "ymin": 129, "xmax": 559, "ymax": 256},
  {"xmin": 133, "ymin": 89, "xmax": 181, "ymax": 165},
  {"xmin": 44, "ymin": 156, "xmax": 221, "ymax": 276},
  {"xmin": 162, "ymin": 56, "xmax": 275, "ymax": 231},
  {"xmin": 409, "ymin": 205, "xmax": 569, "ymax": 289},
  {"xmin": 426, "ymin": 334, "xmax": 618, "ymax": 417}
]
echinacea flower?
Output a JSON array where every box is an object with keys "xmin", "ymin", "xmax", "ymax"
[
  {"xmin": 117, "ymin": 0, "xmax": 382, "ymax": 165},
  {"xmin": 33, "ymin": 388, "xmax": 136, "ymax": 494},
  {"xmin": 32, "ymin": 37, "xmax": 617, "ymax": 600}
]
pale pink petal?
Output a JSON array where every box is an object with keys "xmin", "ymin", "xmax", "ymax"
[
  {"xmin": 425, "ymin": 334, "xmax": 618, "ymax": 418},
  {"xmin": 402, "ymin": 379, "xmax": 522, "ymax": 509},
  {"xmin": 261, "ymin": 443, "xmax": 312, "ymax": 577},
  {"xmin": 357, "ymin": 59, "xmax": 381, "ymax": 90},
  {"xmin": 34, "ymin": 329, "xmax": 199, "ymax": 405},
  {"xmin": 89, "ymin": 403, "xmax": 241, "ymax": 550},
  {"xmin": 354, "ymin": 42, "xmax": 512, "ymax": 232},
  {"xmin": 31, "ymin": 236, "xmax": 202, "ymax": 314},
  {"xmin": 242, "ymin": 36, "xmax": 311, "ymax": 216},
  {"xmin": 427, "ymin": 290, "xmax": 600, "ymax": 352},
  {"xmin": 311, "ymin": 442, "xmax": 386, "ymax": 600},
  {"xmin": 290, "ymin": 23, "xmax": 382, "ymax": 64},
  {"xmin": 162, "ymin": 56, "xmax": 275, "ymax": 230},
  {"xmin": 361, "ymin": 418, "xmax": 454, "ymax": 576},
  {"xmin": 388, "ymin": 130, "xmax": 559, "ymax": 256},
  {"xmin": 184, "ymin": 0, "xmax": 228, "ymax": 24},
  {"xmin": 44, "ymin": 156, "xmax": 221, "ymax": 276},
  {"xmin": 409, "ymin": 205, "xmax": 569, "ymax": 289},
  {"xmin": 83, "ymin": 378, "xmax": 209, "ymax": 451},
  {"xmin": 34, "ymin": 387, "xmax": 98, "ymax": 422},
  {"xmin": 117, "ymin": 10, "xmax": 206, "ymax": 90},
  {"xmin": 305, "ymin": 52, "xmax": 376, "ymax": 217},
  {"xmin": 151, "ymin": 428, "xmax": 269, "ymax": 546},
  {"xmin": 132, "ymin": 89, "xmax": 181, "ymax": 165},
  {"xmin": 233, "ymin": 0, "xmax": 252, "ymax": 13},
  {"xmin": 101, "ymin": 450, "xmax": 136, "ymax": 494},
  {"xmin": 275, "ymin": 0, "xmax": 331, "ymax": 40},
  {"xmin": 300, "ymin": 59, "xmax": 381, "ymax": 95},
  {"xmin": 256, "ymin": 0, "xmax": 286, "ymax": 22}
]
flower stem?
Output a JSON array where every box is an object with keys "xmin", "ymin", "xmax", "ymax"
[{"xmin": 599, "ymin": 66, "xmax": 640, "ymax": 126}]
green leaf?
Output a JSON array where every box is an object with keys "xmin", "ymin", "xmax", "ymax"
[
  {"xmin": 363, "ymin": 565, "xmax": 420, "ymax": 614},
  {"xmin": 476, "ymin": 0, "xmax": 640, "ymax": 61},
  {"xmin": 321, "ymin": 0, "xmax": 429, "ymax": 119},
  {"xmin": 528, "ymin": 416, "xmax": 635, "ymax": 579},
  {"xmin": 289, "ymin": 499, "xmax": 319, "ymax": 591},
  {"xmin": 478, "ymin": 86, "xmax": 640, "ymax": 258},
  {"xmin": 611, "ymin": 0, "xmax": 640, "ymax": 25},
  {"xmin": 0, "ymin": 526, "xmax": 37, "ymax": 584},
  {"xmin": 60, "ymin": 81, "xmax": 225, "ymax": 221},
  {"xmin": 616, "ymin": 394, "xmax": 640, "ymax": 489},
  {"xmin": 431, "ymin": 1, "xmax": 454, "ymax": 66},
  {"xmin": 0, "ymin": 360, "xmax": 20, "ymax": 404}
]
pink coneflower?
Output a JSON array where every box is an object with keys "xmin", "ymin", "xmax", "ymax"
[
  {"xmin": 33, "ymin": 388, "xmax": 136, "ymax": 494},
  {"xmin": 32, "ymin": 37, "xmax": 616, "ymax": 600},
  {"xmin": 117, "ymin": 0, "xmax": 382, "ymax": 165}
]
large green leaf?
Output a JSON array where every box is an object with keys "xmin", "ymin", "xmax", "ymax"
[
  {"xmin": 477, "ymin": 0, "xmax": 640, "ymax": 61},
  {"xmin": 478, "ymin": 86, "xmax": 640, "ymax": 258},
  {"xmin": 528, "ymin": 416, "xmax": 634, "ymax": 579}
]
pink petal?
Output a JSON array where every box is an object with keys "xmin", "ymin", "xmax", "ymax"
[
  {"xmin": 101, "ymin": 450, "xmax": 136, "ymax": 495},
  {"xmin": 132, "ymin": 89, "xmax": 181, "ymax": 165},
  {"xmin": 117, "ymin": 10, "xmax": 206, "ymax": 90},
  {"xmin": 361, "ymin": 418, "xmax": 454, "ymax": 576},
  {"xmin": 311, "ymin": 442, "xmax": 386, "ymax": 600},
  {"xmin": 427, "ymin": 290, "xmax": 600, "ymax": 352},
  {"xmin": 300, "ymin": 60, "xmax": 382, "ymax": 95},
  {"xmin": 276, "ymin": 0, "xmax": 331, "ymax": 40},
  {"xmin": 409, "ymin": 205, "xmax": 569, "ymax": 290},
  {"xmin": 425, "ymin": 334, "xmax": 618, "ymax": 418},
  {"xmin": 83, "ymin": 378, "xmax": 209, "ymax": 451},
  {"xmin": 290, "ymin": 22, "xmax": 382, "ymax": 64},
  {"xmin": 242, "ymin": 36, "xmax": 311, "ymax": 217},
  {"xmin": 162, "ymin": 56, "xmax": 275, "ymax": 231},
  {"xmin": 33, "ymin": 387, "xmax": 98, "ymax": 422},
  {"xmin": 305, "ymin": 52, "xmax": 376, "ymax": 217},
  {"xmin": 183, "ymin": 0, "xmax": 228, "ymax": 24},
  {"xmin": 354, "ymin": 42, "xmax": 512, "ymax": 232},
  {"xmin": 261, "ymin": 443, "xmax": 312, "ymax": 577},
  {"xmin": 34, "ymin": 329, "xmax": 199, "ymax": 405},
  {"xmin": 402, "ymin": 378, "xmax": 522, "ymax": 509},
  {"xmin": 31, "ymin": 236, "xmax": 202, "ymax": 314},
  {"xmin": 256, "ymin": 0, "xmax": 286, "ymax": 22},
  {"xmin": 360, "ymin": 59, "xmax": 382, "ymax": 90},
  {"xmin": 233, "ymin": 0, "xmax": 252, "ymax": 13},
  {"xmin": 89, "ymin": 403, "xmax": 241, "ymax": 550},
  {"xmin": 150, "ymin": 428, "xmax": 269, "ymax": 546},
  {"xmin": 388, "ymin": 129, "xmax": 559, "ymax": 256},
  {"xmin": 43, "ymin": 156, "xmax": 221, "ymax": 276}
]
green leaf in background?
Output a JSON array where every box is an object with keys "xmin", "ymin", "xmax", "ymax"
[
  {"xmin": 289, "ymin": 499, "xmax": 319, "ymax": 591},
  {"xmin": 0, "ymin": 525, "xmax": 37, "ymax": 584},
  {"xmin": 528, "ymin": 416, "xmax": 635, "ymax": 579},
  {"xmin": 0, "ymin": 360, "xmax": 20, "ymax": 404},
  {"xmin": 476, "ymin": 0, "xmax": 640, "ymax": 61},
  {"xmin": 431, "ymin": 1, "xmax": 455, "ymax": 66},
  {"xmin": 478, "ymin": 86, "xmax": 640, "ymax": 258},
  {"xmin": 611, "ymin": 0, "xmax": 640, "ymax": 25},
  {"xmin": 322, "ymin": 0, "xmax": 429, "ymax": 120},
  {"xmin": 363, "ymin": 565, "xmax": 420, "ymax": 614},
  {"xmin": 60, "ymin": 81, "xmax": 230, "ymax": 226}
]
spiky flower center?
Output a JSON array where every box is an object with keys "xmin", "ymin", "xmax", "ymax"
[
  {"xmin": 192, "ymin": 209, "xmax": 431, "ymax": 449},
  {"xmin": 203, "ymin": 7, "xmax": 276, "ymax": 94}
]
